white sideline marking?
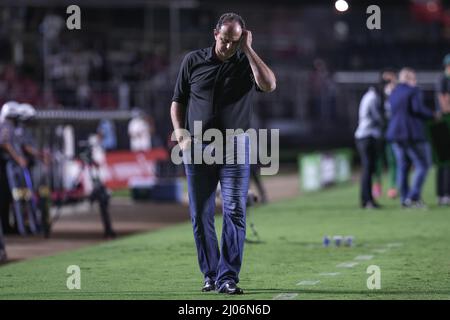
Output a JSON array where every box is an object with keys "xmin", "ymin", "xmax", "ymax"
[
  {"xmin": 273, "ymin": 293, "xmax": 298, "ymax": 300},
  {"xmin": 386, "ymin": 243, "xmax": 403, "ymax": 248},
  {"xmin": 354, "ymin": 255, "xmax": 373, "ymax": 261},
  {"xmin": 297, "ymin": 280, "xmax": 320, "ymax": 286},
  {"xmin": 336, "ymin": 262, "xmax": 359, "ymax": 268},
  {"xmin": 373, "ymin": 248, "xmax": 389, "ymax": 254},
  {"xmin": 49, "ymin": 201, "xmax": 90, "ymax": 217},
  {"xmin": 319, "ymin": 272, "xmax": 341, "ymax": 277}
]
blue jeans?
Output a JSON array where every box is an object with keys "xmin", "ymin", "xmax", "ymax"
[
  {"xmin": 392, "ymin": 141, "xmax": 432, "ymax": 203},
  {"xmin": 184, "ymin": 135, "xmax": 250, "ymax": 287}
]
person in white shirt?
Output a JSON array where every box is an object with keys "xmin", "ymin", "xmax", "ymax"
[
  {"xmin": 355, "ymin": 83, "xmax": 385, "ymax": 209},
  {"xmin": 128, "ymin": 109, "xmax": 152, "ymax": 151}
]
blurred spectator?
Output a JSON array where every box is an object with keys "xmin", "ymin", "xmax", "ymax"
[
  {"xmin": 118, "ymin": 80, "xmax": 130, "ymax": 110},
  {"xmin": 372, "ymin": 70, "xmax": 398, "ymax": 200},
  {"xmin": 88, "ymin": 133, "xmax": 106, "ymax": 166},
  {"xmin": 386, "ymin": 68, "xmax": 440, "ymax": 208},
  {"xmin": 354, "ymin": 78, "xmax": 385, "ymax": 209},
  {"xmin": 307, "ymin": 58, "xmax": 337, "ymax": 122},
  {"xmin": 0, "ymin": 65, "xmax": 43, "ymax": 107},
  {"xmin": 381, "ymin": 70, "xmax": 399, "ymax": 199},
  {"xmin": 76, "ymin": 82, "xmax": 92, "ymax": 108},
  {"xmin": 97, "ymin": 119, "xmax": 117, "ymax": 151},
  {"xmin": 435, "ymin": 54, "xmax": 450, "ymax": 206},
  {"xmin": 128, "ymin": 109, "xmax": 153, "ymax": 151}
]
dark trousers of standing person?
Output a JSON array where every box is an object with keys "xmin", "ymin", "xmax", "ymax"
[
  {"xmin": 0, "ymin": 164, "xmax": 12, "ymax": 233},
  {"xmin": 184, "ymin": 135, "xmax": 250, "ymax": 289},
  {"xmin": 437, "ymin": 165, "xmax": 450, "ymax": 198},
  {"xmin": 0, "ymin": 168, "xmax": 7, "ymax": 256},
  {"xmin": 0, "ymin": 218, "xmax": 5, "ymax": 251},
  {"xmin": 356, "ymin": 137, "xmax": 378, "ymax": 206},
  {"xmin": 392, "ymin": 141, "xmax": 431, "ymax": 203},
  {"xmin": 0, "ymin": 218, "xmax": 6, "ymax": 263}
]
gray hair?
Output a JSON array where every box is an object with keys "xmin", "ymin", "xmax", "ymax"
[{"xmin": 215, "ymin": 13, "xmax": 246, "ymax": 31}]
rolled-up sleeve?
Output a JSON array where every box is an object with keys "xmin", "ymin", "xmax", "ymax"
[{"xmin": 172, "ymin": 53, "xmax": 192, "ymax": 106}]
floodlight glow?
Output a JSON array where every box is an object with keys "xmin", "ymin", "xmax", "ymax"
[{"xmin": 335, "ymin": 0, "xmax": 349, "ymax": 12}]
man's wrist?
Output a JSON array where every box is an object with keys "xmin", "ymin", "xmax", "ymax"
[
  {"xmin": 177, "ymin": 135, "xmax": 191, "ymax": 144},
  {"xmin": 243, "ymin": 47, "xmax": 251, "ymax": 55}
]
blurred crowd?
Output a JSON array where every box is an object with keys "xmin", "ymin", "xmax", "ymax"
[
  {"xmin": 0, "ymin": 46, "xmax": 170, "ymax": 111},
  {"xmin": 0, "ymin": 64, "xmax": 46, "ymax": 108}
]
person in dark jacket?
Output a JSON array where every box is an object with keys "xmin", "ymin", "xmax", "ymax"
[{"xmin": 386, "ymin": 68, "xmax": 441, "ymax": 208}]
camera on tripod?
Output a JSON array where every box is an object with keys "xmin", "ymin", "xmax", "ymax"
[{"xmin": 78, "ymin": 140, "xmax": 95, "ymax": 165}]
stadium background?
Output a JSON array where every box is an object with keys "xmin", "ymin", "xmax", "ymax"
[
  {"xmin": 1, "ymin": 0, "xmax": 450, "ymax": 300},
  {"xmin": 2, "ymin": 0, "xmax": 449, "ymax": 150}
]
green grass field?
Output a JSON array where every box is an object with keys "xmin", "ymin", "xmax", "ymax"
[{"xmin": 1, "ymin": 172, "xmax": 449, "ymax": 300}]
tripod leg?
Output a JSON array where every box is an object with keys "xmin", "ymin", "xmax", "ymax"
[
  {"xmin": 22, "ymin": 168, "xmax": 39, "ymax": 234},
  {"xmin": 6, "ymin": 162, "xmax": 26, "ymax": 236},
  {"xmin": 250, "ymin": 222, "xmax": 260, "ymax": 240},
  {"xmin": 251, "ymin": 166, "xmax": 268, "ymax": 204},
  {"xmin": 96, "ymin": 186, "xmax": 115, "ymax": 238},
  {"xmin": 39, "ymin": 187, "xmax": 51, "ymax": 238}
]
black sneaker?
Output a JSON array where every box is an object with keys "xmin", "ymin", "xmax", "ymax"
[
  {"xmin": 362, "ymin": 201, "xmax": 381, "ymax": 209},
  {"xmin": 217, "ymin": 282, "xmax": 244, "ymax": 295},
  {"xmin": 104, "ymin": 230, "xmax": 117, "ymax": 239},
  {"xmin": 201, "ymin": 280, "xmax": 216, "ymax": 292}
]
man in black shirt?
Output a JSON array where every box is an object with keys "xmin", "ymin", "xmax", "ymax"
[{"xmin": 170, "ymin": 13, "xmax": 276, "ymax": 294}]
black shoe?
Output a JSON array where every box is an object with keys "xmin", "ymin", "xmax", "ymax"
[
  {"xmin": 217, "ymin": 282, "xmax": 244, "ymax": 295},
  {"xmin": 3, "ymin": 225, "xmax": 16, "ymax": 235},
  {"xmin": 362, "ymin": 201, "xmax": 381, "ymax": 209},
  {"xmin": 201, "ymin": 280, "xmax": 216, "ymax": 292},
  {"xmin": 104, "ymin": 230, "xmax": 117, "ymax": 239}
]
